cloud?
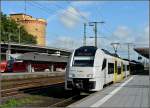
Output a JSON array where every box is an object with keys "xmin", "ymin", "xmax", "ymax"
[
  {"xmin": 48, "ymin": 36, "xmax": 82, "ymax": 50},
  {"xmin": 134, "ymin": 25, "xmax": 149, "ymax": 47},
  {"xmin": 59, "ymin": 6, "xmax": 90, "ymax": 28},
  {"xmin": 10, "ymin": 11, "xmax": 16, "ymax": 14},
  {"xmin": 104, "ymin": 25, "xmax": 149, "ymax": 59},
  {"xmin": 110, "ymin": 26, "xmax": 136, "ymax": 47},
  {"xmin": 92, "ymin": 25, "xmax": 134, "ymax": 56},
  {"xmin": 113, "ymin": 26, "xmax": 131, "ymax": 39},
  {"xmin": 46, "ymin": 24, "xmax": 148, "ymax": 60},
  {"xmin": 46, "ymin": 9, "xmax": 62, "ymax": 23},
  {"xmin": 145, "ymin": 25, "xmax": 149, "ymax": 36}
]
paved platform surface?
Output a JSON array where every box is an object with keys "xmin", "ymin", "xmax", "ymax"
[
  {"xmin": 1, "ymin": 71, "xmax": 65, "ymax": 80},
  {"xmin": 68, "ymin": 75, "xmax": 150, "ymax": 108}
]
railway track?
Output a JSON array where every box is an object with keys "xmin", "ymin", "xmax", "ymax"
[
  {"xmin": 50, "ymin": 94, "xmax": 87, "ymax": 107},
  {"xmin": 1, "ymin": 75, "xmax": 90, "ymax": 107},
  {"xmin": 1, "ymin": 76, "xmax": 64, "ymax": 97}
]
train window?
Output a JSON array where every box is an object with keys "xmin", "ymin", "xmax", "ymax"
[
  {"xmin": 127, "ymin": 65, "xmax": 129, "ymax": 71},
  {"xmin": 118, "ymin": 66, "xmax": 121, "ymax": 74},
  {"xmin": 102, "ymin": 59, "xmax": 107, "ymax": 70},
  {"xmin": 115, "ymin": 61, "xmax": 117, "ymax": 73},
  {"xmin": 123, "ymin": 65, "xmax": 125, "ymax": 71},
  {"xmin": 73, "ymin": 56, "xmax": 94, "ymax": 67},
  {"xmin": 73, "ymin": 60, "xmax": 94, "ymax": 67},
  {"xmin": 108, "ymin": 63, "xmax": 114, "ymax": 74},
  {"xmin": 74, "ymin": 46, "xmax": 97, "ymax": 56}
]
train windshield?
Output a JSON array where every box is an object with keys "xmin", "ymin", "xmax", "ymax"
[
  {"xmin": 72, "ymin": 46, "xmax": 97, "ymax": 67},
  {"xmin": 73, "ymin": 56, "xmax": 94, "ymax": 67}
]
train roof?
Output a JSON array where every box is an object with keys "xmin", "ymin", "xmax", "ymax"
[
  {"xmin": 101, "ymin": 49, "xmax": 119, "ymax": 57},
  {"xmin": 76, "ymin": 46, "xmax": 128, "ymax": 61},
  {"xmin": 77, "ymin": 46, "xmax": 98, "ymax": 50},
  {"xmin": 75, "ymin": 46, "xmax": 97, "ymax": 56}
]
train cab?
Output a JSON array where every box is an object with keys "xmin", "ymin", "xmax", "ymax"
[{"xmin": 66, "ymin": 46, "xmax": 106, "ymax": 91}]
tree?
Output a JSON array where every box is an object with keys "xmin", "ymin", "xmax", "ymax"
[{"xmin": 0, "ymin": 12, "xmax": 37, "ymax": 44}]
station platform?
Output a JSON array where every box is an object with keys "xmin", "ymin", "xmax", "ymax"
[
  {"xmin": 1, "ymin": 71, "xmax": 65, "ymax": 80},
  {"xmin": 68, "ymin": 75, "xmax": 149, "ymax": 108}
]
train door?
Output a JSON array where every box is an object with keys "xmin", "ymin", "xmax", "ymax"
[
  {"xmin": 117, "ymin": 61, "xmax": 122, "ymax": 81},
  {"xmin": 102, "ymin": 58, "xmax": 107, "ymax": 84},
  {"xmin": 113, "ymin": 60, "xmax": 118, "ymax": 83},
  {"xmin": 123, "ymin": 63, "xmax": 126, "ymax": 78},
  {"xmin": 121, "ymin": 62, "xmax": 124, "ymax": 79},
  {"xmin": 106, "ymin": 59, "xmax": 113, "ymax": 84}
]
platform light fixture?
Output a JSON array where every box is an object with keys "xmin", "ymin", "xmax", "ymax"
[
  {"xmin": 18, "ymin": 25, "xmax": 21, "ymax": 44},
  {"xmin": 111, "ymin": 42, "xmax": 120, "ymax": 54}
]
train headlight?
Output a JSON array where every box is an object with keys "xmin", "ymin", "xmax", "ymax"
[
  {"xmin": 87, "ymin": 74, "xmax": 93, "ymax": 78},
  {"xmin": 69, "ymin": 74, "xmax": 75, "ymax": 78}
]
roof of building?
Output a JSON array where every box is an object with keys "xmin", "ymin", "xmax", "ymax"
[
  {"xmin": 10, "ymin": 13, "xmax": 32, "ymax": 17},
  {"xmin": 134, "ymin": 47, "xmax": 149, "ymax": 59},
  {"xmin": 11, "ymin": 52, "xmax": 68, "ymax": 63},
  {"xmin": 1, "ymin": 43, "xmax": 71, "ymax": 56},
  {"xmin": 10, "ymin": 13, "xmax": 46, "ymax": 22}
]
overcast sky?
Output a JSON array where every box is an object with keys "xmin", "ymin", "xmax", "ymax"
[{"xmin": 2, "ymin": 1, "xmax": 149, "ymax": 60}]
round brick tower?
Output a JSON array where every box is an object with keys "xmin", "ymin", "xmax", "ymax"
[{"xmin": 10, "ymin": 13, "xmax": 47, "ymax": 46}]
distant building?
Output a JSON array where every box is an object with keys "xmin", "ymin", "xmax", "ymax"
[{"xmin": 10, "ymin": 13, "xmax": 47, "ymax": 46}]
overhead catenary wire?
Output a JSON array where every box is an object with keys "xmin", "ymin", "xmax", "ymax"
[
  {"xmin": 30, "ymin": 1, "xmax": 111, "ymax": 42},
  {"xmin": 31, "ymin": 1, "xmax": 88, "ymax": 22},
  {"xmin": 27, "ymin": 1, "xmax": 146, "ymax": 56},
  {"xmin": 28, "ymin": 1, "xmax": 56, "ymax": 15}
]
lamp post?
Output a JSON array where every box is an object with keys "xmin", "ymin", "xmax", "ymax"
[
  {"xmin": 6, "ymin": 33, "xmax": 11, "ymax": 60},
  {"xmin": 111, "ymin": 42, "xmax": 120, "ymax": 55},
  {"xmin": 83, "ymin": 23, "xmax": 86, "ymax": 46},
  {"xmin": 18, "ymin": 26, "xmax": 21, "ymax": 44}
]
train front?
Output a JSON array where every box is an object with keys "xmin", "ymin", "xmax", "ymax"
[{"xmin": 65, "ymin": 46, "xmax": 98, "ymax": 91}]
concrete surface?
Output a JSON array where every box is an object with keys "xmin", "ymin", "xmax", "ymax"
[
  {"xmin": 1, "ymin": 71, "xmax": 65, "ymax": 80},
  {"xmin": 68, "ymin": 75, "xmax": 149, "ymax": 108}
]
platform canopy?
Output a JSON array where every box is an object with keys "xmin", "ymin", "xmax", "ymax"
[
  {"xmin": 134, "ymin": 47, "xmax": 149, "ymax": 59},
  {"xmin": 10, "ymin": 52, "xmax": 69, "ymax": 63}
]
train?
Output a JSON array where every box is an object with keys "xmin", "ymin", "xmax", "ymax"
[
  {"xmin": 0, "ymin": 53, "xmax": 67, "ymax": 72},
  {"xmin": 65, "ymin": 46, "xmax": 130, "ymax": 91},
  {"xmin": 0, "ymin": 60, "xmax": 66, "ymax": 73},
  {"xmin": 129, "ymin": 60, "xmax": 144, "ymax": 75}
]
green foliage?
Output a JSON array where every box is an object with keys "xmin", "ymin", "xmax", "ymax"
[
  {"xmin": 0, "ymin": 12, "xmax": 37, "ymax": 44},
  {"xmin": 0, "ymin": 98, "xmax": 33, "ymax": 108}
]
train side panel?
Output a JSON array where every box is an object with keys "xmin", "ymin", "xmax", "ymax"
[{"xmin": 91, "ymin": 49, "xmax": 105, "ymax": 91}]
